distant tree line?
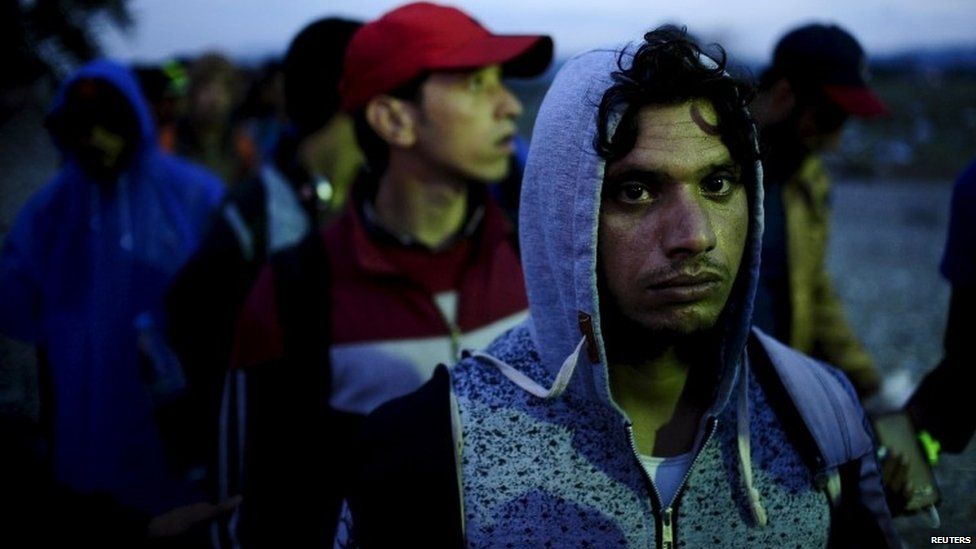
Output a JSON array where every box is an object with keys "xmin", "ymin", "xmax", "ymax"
[{"xmin": 3, "ymin": 0, "xmax": 133, "ymax": 92}]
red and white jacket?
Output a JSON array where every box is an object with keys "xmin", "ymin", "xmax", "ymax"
[{"xmin": 231, "ymin": 189, "xmax": 528, "ymax": 414}]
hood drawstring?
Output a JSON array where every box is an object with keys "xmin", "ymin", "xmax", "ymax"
[
  {"xmin": 737, "ymin": 360, "xmax": 768, "ymax": 527},
  {"xmin": 472, "ymin": 337, "xmax": 586, "ymax": 400}
]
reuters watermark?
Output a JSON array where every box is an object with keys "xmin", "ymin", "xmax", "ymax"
[{"xmin": 931, "ymin": 536, "xmax": 973, "ymax": 545}]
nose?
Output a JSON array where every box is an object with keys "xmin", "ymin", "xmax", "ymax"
[
  {"xmin": 660, "ymin": 187, "xmax": 716, "ymax": 259},
  {"xmin": 497, "ymin": 84, "xmax": 523, "ymax": 120}
]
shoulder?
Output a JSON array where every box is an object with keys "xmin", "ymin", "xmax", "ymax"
[
  {"xmin": 750, "ymin": 328, "xmax": 874, "ymax": 464},
  {"xmin": 753, "ymin": 328, "xmax": 857, "ymax": 397}
]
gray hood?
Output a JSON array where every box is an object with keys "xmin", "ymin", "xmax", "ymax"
[{"xmin": 516, "ymin": 44, "xmax": 764, "ymax": 416}]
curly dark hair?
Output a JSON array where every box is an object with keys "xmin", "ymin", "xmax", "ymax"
[{"xmin": 596, "ymin": 26, "xmax": 758, "ymax": 179}]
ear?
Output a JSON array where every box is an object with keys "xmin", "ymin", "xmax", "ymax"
[
  {"xmin": 766, "ymin": 78, "xmax": 797, "ymax": 121},
  {"xmin": 364, "ymin": 96, "xmax": 418, "ymax": 148}
]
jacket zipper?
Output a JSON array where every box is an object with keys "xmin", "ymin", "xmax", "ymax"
[
  {"xmin": 431, "ymin": 295, "xmax": 462, "ymax": 360},
  {"xmin": 626, "ymin": 417, "xmax": 718, "ymax": 549},
  {"xmin": 447, "ymin": 322, "xmax": 461, "ymax": 360},
  {"xmin": 661, "ymin": 508, "xmax": 674, "ymax": 549}
]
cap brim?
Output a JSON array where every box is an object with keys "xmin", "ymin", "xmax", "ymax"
[
  {"xmin": 822, "ymin": 85, "xmax": 888, "ymax": 117},
  {"xmin": 434, "ymin": 35, "xmax": 554, "ymax": 78}
]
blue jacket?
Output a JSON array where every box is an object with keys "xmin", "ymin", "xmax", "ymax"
[
  {"xmin": 0, "ymin": 59, "xmax": 223, "ymax": 514},
  {"xmin": 347, "ymin": 44, "xmax": 899, "ymax": 548}
]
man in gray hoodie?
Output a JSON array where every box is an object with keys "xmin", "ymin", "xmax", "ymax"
[{"xmin": 345, "ymin": 26, "xmax": 899, "ymax": 547}]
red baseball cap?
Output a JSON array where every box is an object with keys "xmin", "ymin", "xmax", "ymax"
[
  {"xmin": 339, "ymin": 2, "xmax": 553, "ymax": 112},
  {"xmin": 772, "ymin": 23, "xmax": 887, "ymax": 117}
]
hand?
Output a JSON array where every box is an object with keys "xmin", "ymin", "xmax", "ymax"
[
  {"xmin": 880, "ymin": 449, "xmax": 913, "ymax": 515},
  {"xmin": 147, "ymin": 495, "xmax": 242, "ymax": 538}
]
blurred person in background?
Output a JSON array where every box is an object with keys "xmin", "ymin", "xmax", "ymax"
[
  {"xmin": 750, "ymin": 23, "xmax": 887, "ymax": 400},
  {"xmin": 237, "ymin": 59, "xmax": 288, "ymax": 158},
  {"xmin": 176, "ymin": 52, "xmax": 259, "ymax": 186},
  {"xmin": 870, "ymin": 159, "xmax": 976, "ymax": 519},
  {"xmin": 135, "ymin": 60, "xmax": 189, "ymax": 152},
  {"xmin": 230, "ymin": 3, "xmax": 551, "ymax": 545},
  {"xmin": 905, "ymin": 159, "xmax": 976, "ymax": 459},
  {"xmin": 0, "ymin": 59, "xmax": 224, "ymax": 545},
  {"xmin": 162, "ymin": 18, "xmax": 363, "ymax": 541}
]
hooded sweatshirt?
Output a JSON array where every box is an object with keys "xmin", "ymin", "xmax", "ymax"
[
  {"xmin": 0, "ymin": 59, "xmax": 223, "ymax": 514},
  {"xmin": 442, "ymin": 46, "xmax": 897, "ymax": 546}
]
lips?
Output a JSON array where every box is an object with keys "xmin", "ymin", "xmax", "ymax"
[
  {"xmin": 645, "ymin": 272, "xmax": 724, "ymax": 303},
  {"xmin": 496, "ymin": 133, "xmax": 516, "ymax": 152}
]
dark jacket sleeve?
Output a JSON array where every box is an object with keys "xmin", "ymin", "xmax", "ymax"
[
  {"xmin": 348, "ymin": 366, "xmax": 464, "ymax": 548},
  {"xmin": 907, "ymin": 286, "xmax": 976, "ymax": 452}
]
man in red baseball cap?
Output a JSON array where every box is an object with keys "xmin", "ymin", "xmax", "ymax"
[
  {"xmin": 750, "ymin": 23, "xmax": 886, "ymax": 402},
  {"xmin": 231, "ymin": 3, "xmax": 551, "ymax": 545},
  {"xmin": 317, "ymin": 0, "xmax": 551, "ymax": 417}
]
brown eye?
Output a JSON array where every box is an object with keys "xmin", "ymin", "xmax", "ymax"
[
  {"xmin": 702, "ymin": 174, "xmax": 736, "ymax": 196},
  {"xmin": 618, "ymin": 183, "xmax": 652, "ymax": 203}
]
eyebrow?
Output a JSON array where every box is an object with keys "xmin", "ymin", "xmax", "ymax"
[{"xmin": 605, "ymin": 162, "xmax": 741, "ymax": 186}]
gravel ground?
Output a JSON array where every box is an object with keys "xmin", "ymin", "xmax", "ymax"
[{"xmin": 1, "ymin": 103, "xmax": 973, "ymax": 544}]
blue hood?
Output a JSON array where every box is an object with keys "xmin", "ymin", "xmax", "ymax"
[
  {"xmin": 518, "ymin": 45, "xmax": 765, "ymax": 415},
  {"xmin": 47, "ymin": 58, "xmax": 158, "ymax": 163}
]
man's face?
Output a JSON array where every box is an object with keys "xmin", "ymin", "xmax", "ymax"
[
  {"xmin": 56, "ymin": 79, "xmax": 140, "ymax": 183},
  {"xmin": 410, "ymin": 65, "xmax": 523, "ymax": 182},
  {"xmin": 190, "ymin": 76, "xmax": 235, "ymax": 125},
  {"xmin": 793, "ymin": 90, "xmax": 849, "ymax": 152},
  {"xmin": 598, "ymin": 99, "xmax": 749, "ymax": 336}
]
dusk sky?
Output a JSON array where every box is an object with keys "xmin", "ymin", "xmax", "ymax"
[{"xmin": 101, "ymin": 0, "xmax": 976, "ymax": 64}]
